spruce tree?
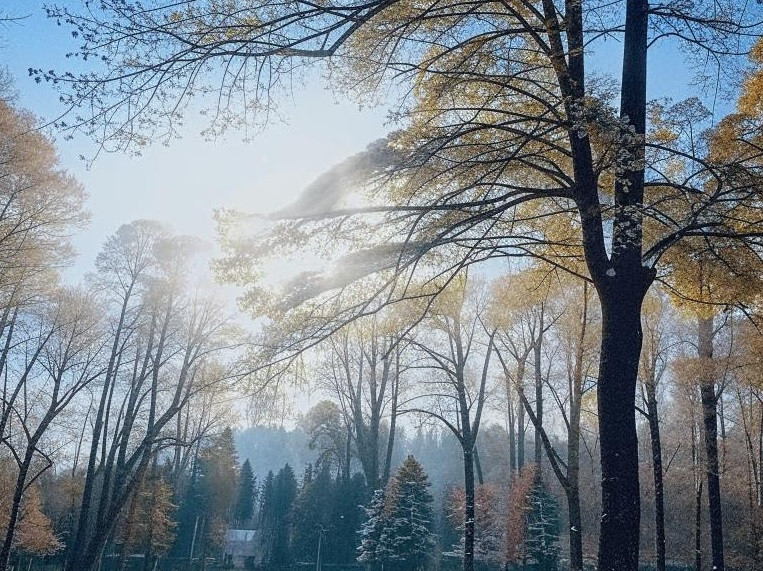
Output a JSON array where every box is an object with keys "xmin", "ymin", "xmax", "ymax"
[
  {"xmin": 357, "ymin": 488, "xmax": 388, "ymax": 568},
  {"xmin": 332, "ymin": 472, "xmax": 367, "ymax": 564},
  {"xmin": 267, "ymin": 464, "xmax": 297, "ymax": 569},
  {"xmin": 523, "ymin": 474, "xmax": 560, "ymax": 571},
  {"xmin": 234, "ymin": 459, "xmax": 256, "ymax": 527},
  {"xmin": 377, "ymin": 455, "xmax": 435, "ymax": 571},
  {"xmin": 291, "ymin": 463, "xmax": 333, "ymax": 562}
]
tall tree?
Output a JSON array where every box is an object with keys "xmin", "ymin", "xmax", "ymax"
[
  {"xmin": 492, "ymin": 270, "xmax": 597, "ymax": 571},
  {"xmin": 260, "ymin": 464, "xmax": 297, "ymax": 570},
  {"xmin": 402, "ymin": 276, "xmax": 495, "ymax": 571},
  {"xmin": 0, "ymin": 289, "xmax": 105, "ymax": 569},
  {"xmin": 639, "ymin": 292, "xmax": 674, "ymax": 571},
  {"xmin": 66, "ymin": 227, "xmax": 240, "ymax": 571},
  {"xmin": 362, "ymin": 455, "xmax": 434, "ymax": 571},
  {"xmin": 235, "ymin": 459, "xmax": 256, "ymax": 528}
]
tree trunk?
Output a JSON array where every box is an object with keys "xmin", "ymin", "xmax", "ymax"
[
  {"xmin": 698, "ymin": 316, "xmax": 724, "ymax": 571},
  {"xmin": 474, "ymin": 446, "xmax": 484, "ymax": 486},
  {"xmin": 0, "ymin": 452, "xmax": 33, "ymax": 570},
  {"xmin": 462, "ymin": 448, "xmax": 476, "ymax": 571},
  {"xmin": 645, "ymin": 378, "xmax": 666, "ymax": 571},
  {"xmin": 517, "ymin": 399, "xmax": 525, "ymax": 471},
  {"xmin": 692, "ymin": 414, "xmax": 703, "ymax": 571},
  {"xmin": 596, "ymin": 291, "xmax": 643, "ymax": 571},
  {"xmin": 507, "ymin": 378, "xmax": 516, "ymax": 477},
  {"xmin": 695, "ymin": 480, "xmax": 703, "ymax": 571},
  {"xmin": 382, "ymin": 358, "xmax": 399, "ymax": 486},
  {"xmin": 534, "ymin": 314, "xmax": 544, "ymax": 470},
  {"xmin": 567, "ymin": 475, "xmax": 584, "ymax": 571}
]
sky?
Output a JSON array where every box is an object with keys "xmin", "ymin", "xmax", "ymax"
[
  {"xmin": 1, "ymin": 2, "xmax": 390, "ymax": 279},
  {"xmin": 1, "ymin": 0, "xmax": 720, "ymax": 283}
]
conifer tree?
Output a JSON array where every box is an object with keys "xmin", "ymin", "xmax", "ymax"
[
  {"xmin": 380, "ymin": 456, "xmax": 435, "ymax": 571},
  {"xmin": 291, "ymin": 463, "xmax": 333, "ymax": 562},
  {"xmin": 332, "ymin": 473, "xmax": 367, "ymax": 564},
  {"xmin": 523, "ymin": 473, "xmax": 560, "ymax": 571},
  {"xmin": 235, "ymin": 460, "xmax": 256, "ymax": 528},
  {"xmin": 261, "ymin": 464, "xmax": 297, "ymax": 570},
  {"xmin": 357, "ymin": 488, "xmax": 388, "ymax": 568}
]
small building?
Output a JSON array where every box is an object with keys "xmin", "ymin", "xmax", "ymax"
[{"xmin": 223, "ymin": 529, "xmax": 261, "ymax": 569}]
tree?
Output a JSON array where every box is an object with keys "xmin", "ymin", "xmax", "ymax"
[
  {"xmin": 66, "ymin": 225, "xmax": 240, "ymax": 571},
  {"xmin": 260, "ymin": 464, "xmax": 297, "ymax": 570},
  {"xmin": 0, "ymin": 461, "xmax": 61, "ymax": 563},
  {"xmin": 363, "ymin": 455, "xmax": 434, "ymax": 571},
  {"xmin": 448, "ymin": 484, "xmax": 504, "ymax": 565},
  {"xmin": 300, "ymin": 400, "xmax": 351, "ymax": 478},
  {"xmin": 43, "ymin": 3, "xmax": 763, "ymax": 570},
  {"xmin": 402, "ymin": 276, "xmax": 496, "ymax": 571},
  {"xmin": 503, "ymin": 465, "xmax": 536, "ymax": 567},
  {"xmin": 357, "ymin": 488, "xmax": 388, "ymax": 569},
  {"xmin": 191, "ymin": 427, "xmax": 239, "ymax": 558},
  {"xmin": 316, "ymin": 317, "xmax": 407, "ymax": 489},
  {"xmin": 290, "ymin": 462, "xmax": 333, "ymax": 562},
  {"xmin": 116, "ymin": 472, "xmax": 177, "ymax": 569},
  {"xmin": 0, "ymin": 288, "xmax": 105, "ymax": 569},
  {"xmin": 235, "ymin": 459, "xmax": 256, "ymax": 527},
  {"xmin": 492, "ymin": 270, "xmax": 597, "ymax": 571},
  {"xmin": 639, "ymin": 292, "xmax": 675, "ymax": 571},
  {"xmin": 524, "ymin": 472, "xmax": 560, "ymax": 571}
]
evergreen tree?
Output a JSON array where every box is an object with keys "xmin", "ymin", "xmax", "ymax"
[
  {"xmin": 261, "ymin": 464, "xmax": 298, "ymax": 570},
  {"xmin": 523, "ymin": 474, "xmax": 560, "ymax": 571},
  {"xmin": 291, "ymin": 463, "xmax": 333, "ymax": 562},
  {"xmin": 259, "ymin": 470, "xmax": 275, "ymax": 529},
  {"xmin": 359, "ymin": 456, "xmax": 434, "ymax": 571},
  {"xmin": 235, "ymin": 459, "xmax": 256, "ymax": 527},
  {"xmin": 198, "ymin": 428, "xmax": 239, "ymax": 522},
  {"xmin": 331, "ymin": 472, "xmax": 367, "ymax": 564},
  {"xmin": 169, "ymin": 430, "xmax": 239, "ymax": 561},
  {"xmin": 357, "ymin": 488, "xmax": 388, "ymax": 569}
]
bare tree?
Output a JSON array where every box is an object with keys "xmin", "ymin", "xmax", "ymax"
[
  {"xmin": 0, "ymin": 289, "xmax": 106, "ymax": 569},
  {"xmin": 400, "ymin": 277, "xmax": 495, "ymax": 571}
]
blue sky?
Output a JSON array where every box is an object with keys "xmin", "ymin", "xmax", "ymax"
[
  {"xmin": 1, "ymin": 1, "xmax": 712, "ymax": 280},
  {"xmin": 1, "ymin": 2, "xmax": 390, "ymax": 278}
]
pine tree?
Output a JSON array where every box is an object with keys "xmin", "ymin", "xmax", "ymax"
[
  {"xmin": 234, "ymin": 459, "xmax": 256, "ymax": 527},
  {"xmin": 374, "ymin": 455, "xmax": 435, "ymax": 571},
  {"xmin": 523, "ymin": 473, "xmax": 560, "ymax": 571},
  {"xmin": 357, "ymin": 488, "xmax": 387, "ymax": 568},
  {"xmin": 291, "ymin": 463, "xmax": 333, "ymax": 562},
  {"xmin": 331, "ymin": 472, "xmax": 367, "ymax": 564},
  {"xmin": 261, "ymin": 464, "xmax": 297, "ymax": 570}
]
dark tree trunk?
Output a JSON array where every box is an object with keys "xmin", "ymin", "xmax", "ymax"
[
  {"xmin": 695, "ymin": 480, "xmax": 703, "ymax": 571},
  {"xmin": 592, "ymin": 0, "xmax": 650, "ymax": 556},
  {"xmin": 0, "ymin": 452, "xmax": 33, "ymax": 569},
  {"xmin": 507, "ymin": 378, "xmax": 517, "ymax": 477},
  {"xmin": 474, "ymin": 446, "xmax": 484, "ymax": 486},
  {"xmin": 645, "ymin": 377, "xmax": 666, "ymax": 571},
  {"xmin": 462, "ymin": 448, "xmax": 475, "ymax": 571},
  {"xmin": 534, "ymin": 315, "xmax": 544, "ymax": 470},
  {"xmin": 596, "ymin": 290, "xmax": 643, "ymax": 571},
  {"xmin": 568, "ymin": 475, "xmax": 584, "ymax": 571},
  {"xmin": 517, "ymin": 399, "xmax": 525, "ymax": 470},
  {"xmin": 381, "ymin": 355, "xmax": 400, "ymax": 486},
  {"xmin": 698, "ymin": 316, "xmax": 724, "ymax": 571}
]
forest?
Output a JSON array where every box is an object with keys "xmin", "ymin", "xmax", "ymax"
[{"xmin": 1, "ymin": 0, "xmax": 763, "ymax": 570}]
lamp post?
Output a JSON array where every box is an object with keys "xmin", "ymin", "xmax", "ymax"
[{"xmin": 315, "ymin": 525, "xmax": 327, "ymax": 571}]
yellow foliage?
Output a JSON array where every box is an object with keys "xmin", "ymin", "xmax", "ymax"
[{"xmin": 0, "ymin": 461, "xmax": 62, "ymax": 556}]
